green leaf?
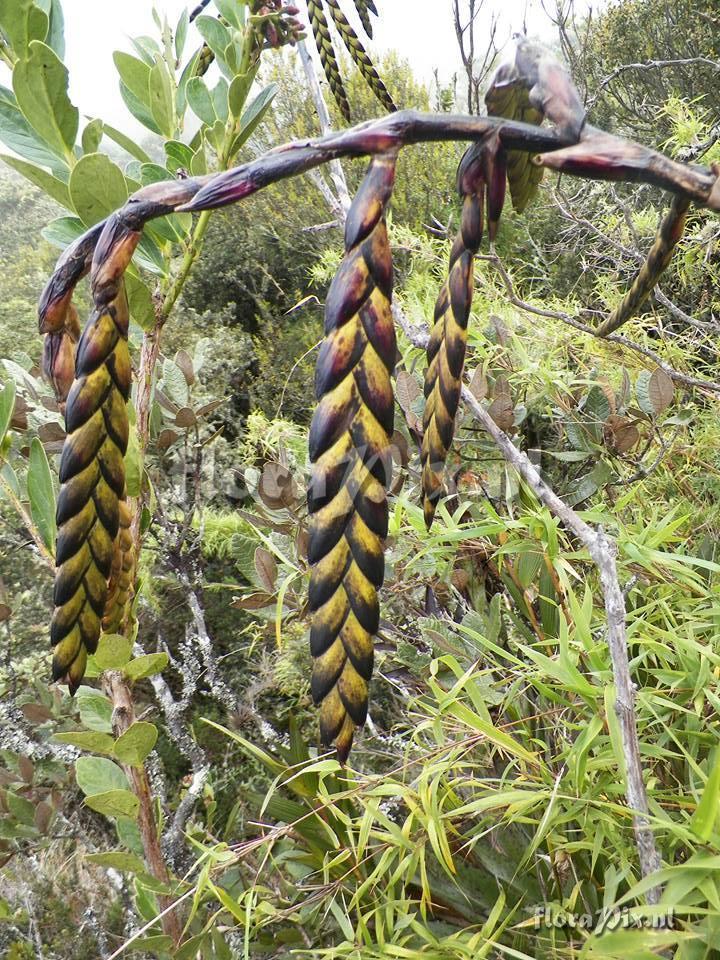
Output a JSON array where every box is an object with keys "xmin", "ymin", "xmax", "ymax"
[
  {"xmin": 95, "ymin": 633, "xmax": 134, "ymax": 670},
  {"xmin": 636, "ymin": 369, "xmax": 655, "ymax": 417},
  {"xmin": 69, "ymin": 152, "xmax": 128, "ymax": 227},
  {"xmin": 0, "ymin": 0, "xmax": 48, "ymax": 59},
  {"xmin": 1, "ymin": 462, "xmax": 20, "ymax": 497},
  {"xmin": 191, "ymin": 142, "xmax": 207, "ymax": 176},
  {"xmin": 124, "ymin": 423, "xmax": 142, "ymax": 498},
  {"xmin": 119, "ymin": 81, "xmax": 162, "ymax": 135},
  {"xmin": 27, "ymin": 437, "xmax": 56, "ymax": 551},
  {"xmin": 161, "ymin": 358, "xmax": 189, "ymax": 408},
  {"xmin": 194, "ymin": 15, "xmax": 232, "ymax": 62},
  {"xmin": 201, "ymin": 718, "xmax": 285, "ymax": 774},
  {"xmin": 0, "ymin": 153, "xmax": 71, "ymax": 208},
  {"xmin": 13, "ymin": 41, "xmax": 78, "ymax": 160},
  {"xmin": 85, "ymin": 789, "xmax": 139, "ymax": 820},
  {"xmin": 117, "ymin": 815, "xmax": 144, "ymax": 855},
  {"xmin": 164, "ymin": 139, "xmax": 194, "ymax": 174},
  {"xmin": 691, "ymin": 750, "xmax": 720, "ymax": 841},
  {"xmin": 136, "ymin": 233, "xmax": 166, "ymax": 275},
  {"xmin": 0, "ymin": 83, "xmax": 67, "ymax": 172},
  {"xmin": 41, "ymin": 214, "xmax": 85, "ymax": 249},
  {"xmin": 214, "ymin": 0, "xmax": 245, "ymax": 28},
  {"xmin": 124, "ymin": 653, "xmax": 169, "ymax": 681},
  {"xmin": 53, "ymin": 730, "xmax": 116, "ymax": 754},
  {"xmin": 6, "ymin": 790, "xmax": 36, "ymax": 826},
  {"xmin": 36, "ymin": 0, "xmax": 64, "ymax": 58},
  {"xmin": 176, "ymin": 49, "xmax": 200, "ymax": 118},
  {"xmin": 102, "ymin": 122, "xmax": 152, "ymax": 164},
  {"xmin": 125, "ymin": 273, "xmax": 155, "ymax": 332},
  {"xmin": 77, "ymin": 691, "xmax": 113, "ymax": 733},
  {"xmin": 212, "ymin": 77, "xmax": 229, "ymax": 124},
  {"xmin": 228, "ymin": 71, "xmax": 254, "ymax": 120},
  {"xmin": 127, "ymin": 936, "xmax": 174, "ymax": 954},
  {"xmin": 131, "ymin": 35, "xmax": 160, "ymax": 66},
  {"xmin": 229, "ymin": 83, "xmax": 278, "ymax": 156},
  {"xmin": 81, "ymin": 117, "xmax": 103, "ymax": 154},
  {"xmin": 186, "ymin": 76, "xmax": 216, "ymax": 126},
  {"xmin": 583, "ymin": 384, "xmax": 611, "ymax": 426},
  {"xmin": 75, "ymin": 756, "xmax": 129, "ymax": 796},
  {"xmin": 139, "ymin": 162, "xmax": 171, "ymax": 186},
  {"xmin": 175, "ymin": 9, "xmax": 189, "ymax": 60},
  {"xmin": 149, "ymin": 58, "xmax": 175, "ymax": 138},
  {"xmin": 113, "ymin": 51, "xmax": 151, "ymax": 108},
  {"xmin": 0, "ymin": 380, "xmax": 15, "ymax": 447},
  {"xmin": 114, "ymin": 722, "xmax": 158, "ymax": 767},
  {"xmin": 86, "ymin": 850, "xmax": 146, "ymax": 873}
]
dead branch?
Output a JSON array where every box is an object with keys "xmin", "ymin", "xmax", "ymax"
[
  {"xmin": 460, "ymin": 384, "xmax": 663, "ymax": 900},
  {"xmin": 394, "ymin": 277, "xmax": 664, "ymax": 899}
]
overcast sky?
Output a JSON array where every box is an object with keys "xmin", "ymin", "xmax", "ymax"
[{"xmin": 52, "ymin": 0, "xmax": 563, "ymax": 130}]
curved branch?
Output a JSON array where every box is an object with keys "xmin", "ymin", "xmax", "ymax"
[{"xmin": 38, "ymin": 108, "xmax": 720, "ymax": 330}]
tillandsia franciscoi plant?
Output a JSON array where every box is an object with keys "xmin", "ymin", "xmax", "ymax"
[{"xmin": 32, "ymin": 19, "xmax": 720, "ymax": 765}]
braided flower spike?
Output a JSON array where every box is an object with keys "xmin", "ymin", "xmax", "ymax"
[
  {"xmin": 102, "ymin": 492, "xmax": 136, "ymax": 636},
  {"xmin": 421, "ymin": 142, "xmax": 486, "ymax": 529},
  {"xmin": 325, "ymin": 0, "xmax": 396, "ymax": 115},
  {"xmin": 595, "ymin": 194, "xmax": 690, "ymax": 337},
  {"xmin": 308, "ymin": 152, "xmax": 397, "ymax": 762},
  {"xmin": 50, "ymin": 216, "xmax": 139, "ymax": 693},
  {"xmin": 307, "ymin": 0, "xmax": 351, "ymax": 122},
  {"xmin": 353, "ymin": 0, "xmax": 377, "ymax": 38}
]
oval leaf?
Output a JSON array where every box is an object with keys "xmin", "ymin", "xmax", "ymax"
[
  {"xmin": 53, "ymin": 731, "xmax": 116, "ymax": 755},
  {"xmin": 84, "ymin": 789, "xmax": 139, "ymax": 820},
  {"xmin": 75, "ymin": 756, "xmax": 129, "ymax": 796},
  {"xmin": 13, "ymin": 40, "xmax": 77, "ymax": 159},
  {"xmin": 69, "ymin": 152, "xmax": 128, "ymax": 227},
  {"xmin": 648, "ymin": 366, "xmax": 674, "ymax": 416},
  {"xmin": 124, "ymin": 653, "xmax": 169, "ymax": 681},
  {"xmin": 114, "ymin": 721, "xmax": 158, "ymax": 767},
  {"xmin": 27, "ymin": 436, "xmax": 56, "ymax": 551},
  {"xmin": 95, "ymin": 633, "xmax": 134, "ymax": 670},
  {"xmin": 254, "ymin": 547, "xmax": 278, "ymax": 593}
]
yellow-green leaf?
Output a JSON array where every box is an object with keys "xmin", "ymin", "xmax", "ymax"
[{"xmin": 13, "ymin": 41, "xmax": 77, "ymax": 159}]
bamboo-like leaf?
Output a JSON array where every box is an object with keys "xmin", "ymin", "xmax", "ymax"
[
  {"xmin": 691, "ymin": 750, "xmax": 720, "ymax": 841},
  {"xmin": 86, "ymin": 850, "xmax": 146, "ymax": 873}
]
